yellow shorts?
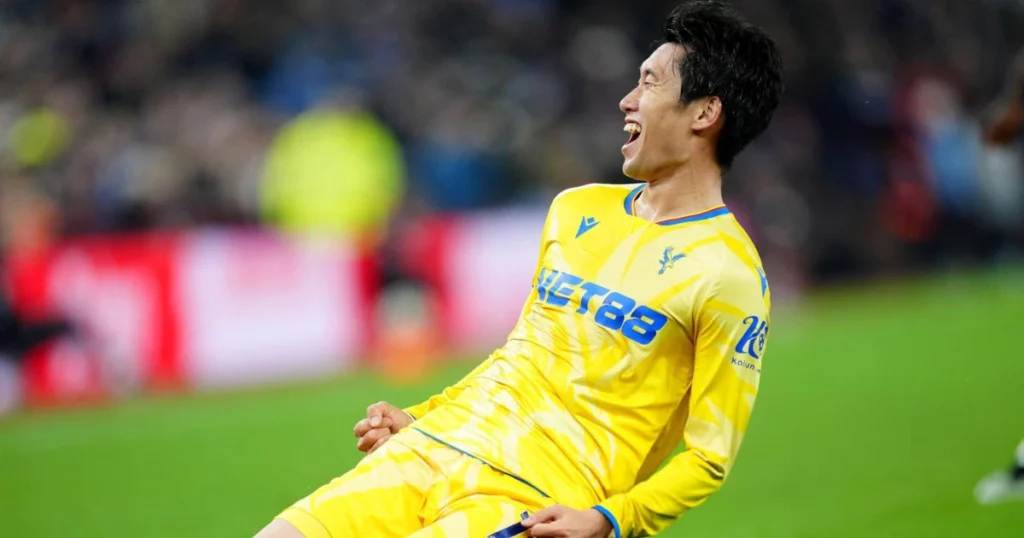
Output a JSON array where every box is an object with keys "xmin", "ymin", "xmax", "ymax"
[{"xmin": 276, "ymin": 429, "xmax": 550, "ymax": 537}]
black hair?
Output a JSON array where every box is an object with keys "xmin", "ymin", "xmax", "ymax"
[{"xmin": 663, "ymin": 0, "xmax": 784, "ymax": 169}]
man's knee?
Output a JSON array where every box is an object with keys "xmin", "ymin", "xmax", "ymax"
[{"xmin": 254, "ymin": 519, "xmax": 306, "ymax": 538}]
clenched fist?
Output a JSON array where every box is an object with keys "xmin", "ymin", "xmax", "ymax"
[{"xmin": 353, "ymin": 401, "xmax": 414, "ymax": 454}]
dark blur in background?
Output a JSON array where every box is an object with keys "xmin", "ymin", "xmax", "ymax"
[
  {"xmin": 1, "ymin": 1, "xmax": 1023, "ymax": 537},
  {"xmin": 3, "ymin": 0, "xmax": 1024, "ymax": 284}
]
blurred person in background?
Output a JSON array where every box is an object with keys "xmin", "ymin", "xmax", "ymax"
[
  {"xmin": 0, "ymin": 261, "xmax": 73, "ymax": 414},
  {"xmin": 980, "ymin": 48, "xmax": 1024, "ymax": 256},
  {"xmin": 0, "ymin": 178, "xmax": 70, "ymax": 413},
  {"xmin": 256, "ymin": 2, "xmax": 782, "ymax": 537},
  {"xmin": 260, "ymin": 92, "xmax": 405, "ymax": 244},
  {"xmin": 972, "ymin": 47, "xmax": 1024, "ymax": 506},
  {"xmin": 0, "ymin": 289, "xmax": 72, "ymax": 370}
]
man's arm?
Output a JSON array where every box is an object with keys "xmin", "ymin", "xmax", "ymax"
[
  {"xmin": 596, "ymin": 264, "xmax": 770, "ymax": 537},
  {"xmin": 356, "ymin": 354, "xmax": 501, "ymax": 453},
  {"xmin": 403, "ymin": 353, "xmax": 501, "ymax": 419}
]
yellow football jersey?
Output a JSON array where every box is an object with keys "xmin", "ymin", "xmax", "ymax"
[{"xmin": 406, "ymin": 183, "xmax": 770, "ymax": 537}]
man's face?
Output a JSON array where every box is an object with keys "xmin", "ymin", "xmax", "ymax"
[{"xmin": 619, "ymin": 43, "xmax": 694, "ymax": 180}]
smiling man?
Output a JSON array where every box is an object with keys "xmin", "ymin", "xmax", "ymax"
[{"xmin": 256, "ymin": 2, "xmax": 783, "ymax": 537}]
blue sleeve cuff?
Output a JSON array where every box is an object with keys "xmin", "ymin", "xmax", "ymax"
[{"xmin": 592, "ymin": 505, "xmax": 622, "ymax": 538}]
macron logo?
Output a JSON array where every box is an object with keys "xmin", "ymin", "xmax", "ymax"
[{"xmin": 576, "ymin": 216, "xmax": 599, "ymax": 238}]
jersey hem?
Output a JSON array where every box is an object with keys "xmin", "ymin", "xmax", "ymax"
[
  {"xmin": 277, "ymin": 506, "xmax": 334, "ymax": 538},
  {"xmin": 410, "ymin": 427, "xmax": 551, "ymax": 499}
]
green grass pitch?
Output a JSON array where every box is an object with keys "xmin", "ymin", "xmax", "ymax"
[{"xmin": 2, "ymin": 271, "xmax": 1024, "ymax": 537}]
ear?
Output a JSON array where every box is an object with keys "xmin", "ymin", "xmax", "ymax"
[{"xmin": 692, "ymin": 96, "xmax": 723, "ymax": 132}]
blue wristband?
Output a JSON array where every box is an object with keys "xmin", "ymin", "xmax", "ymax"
[{"xmin": 592, "ymin": 505, "xmax": 622, "ymax": 538}]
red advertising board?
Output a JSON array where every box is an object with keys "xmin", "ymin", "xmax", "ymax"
[{"xmin": 3, "ymin": 230, "xmax": 376, "ymax": 409}]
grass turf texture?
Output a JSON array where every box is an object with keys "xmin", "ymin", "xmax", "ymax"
[{"xmin": 2, "ymin": 271, "xmax": 1024, "ymax": 537}]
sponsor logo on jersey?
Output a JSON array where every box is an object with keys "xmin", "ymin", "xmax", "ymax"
[
  {"xmin": 535, "ymin": 267, "xmax": 668, "ymax": 345},
  {"xmin": 730, "ymin": 356, "xmax": 762, "ymax": 375},
  {"xmin": 735, "ymin": 315, "xmax": 768, "ymax": 360}
]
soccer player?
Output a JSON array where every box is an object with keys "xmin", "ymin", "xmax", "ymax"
[
  {"xmin": 255, "ymin": 1, "xmax": 783, "ymax": 536},
  {"xmin": 974, "ymin": 51, "xmax": 1024, "ymax": 506}
]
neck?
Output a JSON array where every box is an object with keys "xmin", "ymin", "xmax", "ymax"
[{"xmin": 633, "ymin": 157, "xmax": 724, "ymax": 222}]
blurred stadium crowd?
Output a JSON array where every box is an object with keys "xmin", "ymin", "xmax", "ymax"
[{"xmin": 2, "ymin": 0, "xmax": 1024, "ymax": 293}]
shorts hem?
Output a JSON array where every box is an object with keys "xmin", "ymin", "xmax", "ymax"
[{"xmin": 277, "ymin": 506, "xmax": 333, "ymax": 538}]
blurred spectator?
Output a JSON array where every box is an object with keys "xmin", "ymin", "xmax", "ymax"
[
  {"xmin": 0, "ymin": 289, "xmax": 72, "ymax": 365},
  {"xmin": 261, "ymin": 99, "xmax": 405, "ymax": 241}
]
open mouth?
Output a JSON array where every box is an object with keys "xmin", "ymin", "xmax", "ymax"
[{"xmin": 623, "ymin": 122, "xmax": 641, "ymax": 147}]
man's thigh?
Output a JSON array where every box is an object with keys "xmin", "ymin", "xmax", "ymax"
[
  {"xmin": 412, "ymin": 457, "xmax": 550, "ymax": 538},
  {"xmin": 273, "ymin": 435, "xmax": 435, "ymax": 537},
  {"xmin": 409, "ymin": 494, "xmax": 535, "ymax": 538}
]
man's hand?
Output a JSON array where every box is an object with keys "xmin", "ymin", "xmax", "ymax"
[
  {"xmin": 523, "ymin": 505, "xmax": 613, "ymax": 538},
  {"xmin": 352, "ymin": 401, "xmax": 414, "ymax": 454}
]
